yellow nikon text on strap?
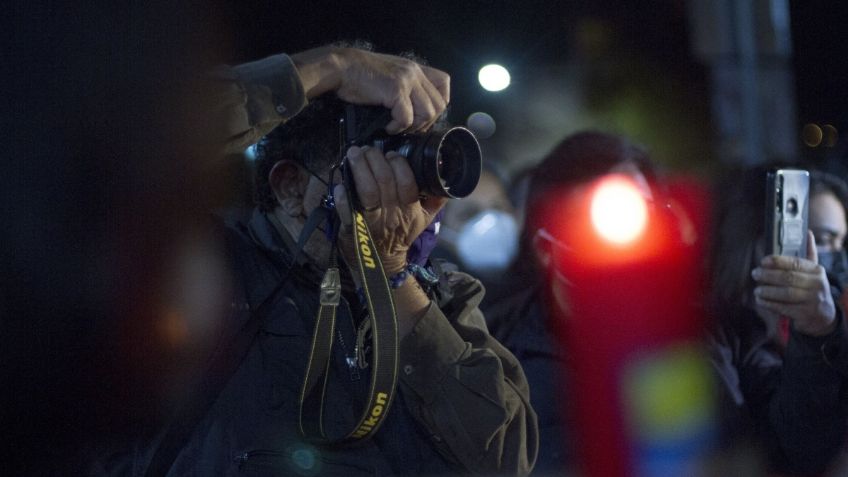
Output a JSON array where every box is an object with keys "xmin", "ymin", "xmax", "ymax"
[
  {"xmin": 355, "ymin": 212, "xmax": 377, "ymax": 269},
  {"xmin": 352, "ymin": 392, "xmax": 389, "ymax": 438}
]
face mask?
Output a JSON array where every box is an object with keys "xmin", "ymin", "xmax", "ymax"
[
  {"xmin": 818, "ymin": 250, "xmax": 848, "ymax": 287},
  {"xmin": 443, "ymin": 209, "xmax": 519, "ymax": 273}
]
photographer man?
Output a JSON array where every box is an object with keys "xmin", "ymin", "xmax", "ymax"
[{"xmin": 119, "ymin": 45, "xmax": 537, "ymax": 476}]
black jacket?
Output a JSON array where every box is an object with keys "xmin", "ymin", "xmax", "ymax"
[
  {"xmin": 94, "ymin": 209, "xmax": 538, "ymax": 476},
  {"xmin": 709, "ymin": 304, "xmax": 848, "ymax": 474}
]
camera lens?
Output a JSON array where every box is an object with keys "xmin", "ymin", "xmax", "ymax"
[
  {"xmin": 436, "ymin": 138, "xmax": 466, "ymax": 193},
  {"xmin": 362, "ymin": 119, "xmax": 482, "ymax": 198},
  {"xmin": 413, "ymin": 127, "xmax": 482, "ymax": 198}
]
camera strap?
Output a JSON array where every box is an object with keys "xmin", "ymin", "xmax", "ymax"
[{"xmin": 298, "ymin": 186, "xmax": 399, "ymax": 445}]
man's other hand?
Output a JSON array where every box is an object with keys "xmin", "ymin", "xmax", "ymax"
[{"xmin": 291, "ymin": 46, "xmax": 450, "ymax": 134}]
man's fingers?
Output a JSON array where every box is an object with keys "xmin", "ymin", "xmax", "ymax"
[
  {"xmin": 408, "ymin": 86, "xmax": 437, "ymax": 132},
  {"xmin": 362, "ymin": 146, "xmax": 398, "ymax": 209},
  {"xmin": 386, "ymin": 151, "xmax": 419, "ymax": 205},
  {"xmin": 421, "ymin": 65, "xmax": 450, "ymax": 105},
  {"xmin": 419, "ymin": 74, "xmax": 447, "ymax": 113},
  {"xmin": 385, "ymin": 94, "xmax": 414, "ymax": 134},
  {"xmin": 334, "ymin": 183, "xmax": 352, "ymax": 227},
  {"xmin": 330, "ymin": 49, "xmax": 449, "ymax": 135},
  {"xmin": 346, "ymin": 146, "xmax": 380, "ymax": 210},
  {"xmin": 415, "ymin": 77, "xmax": 447, "ymax": 131}
]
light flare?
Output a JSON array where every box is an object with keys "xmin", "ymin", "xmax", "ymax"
[{"xmin": 590, "ymin": 175, "xmax": 649, "ymax": 245}]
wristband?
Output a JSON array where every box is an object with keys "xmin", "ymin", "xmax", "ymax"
[
  {"xmin": 387, "ymin": 262, "xmax": 439, "ymax": 290},
  {"xmin": 389, "ymin": 266, "xmax": 411, "ymax": 289}
]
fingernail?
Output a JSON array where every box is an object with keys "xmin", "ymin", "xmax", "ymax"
[
  {"xmin": 754, "ymin": 287, "xmax": 762, "ymax": 296},
  {"xmin": 347, "ymin": 146, "xmax": 361, "ymax": 160},
  {"xmin": 751, "ymin": 268, "xmax": 762, "ymax": 279}
]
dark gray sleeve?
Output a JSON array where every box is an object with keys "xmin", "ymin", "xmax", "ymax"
[{"xmin": 213, "ymin": 54, "xmax": 307, "ymax": 154}]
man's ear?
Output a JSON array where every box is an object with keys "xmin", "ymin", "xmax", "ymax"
[{"xmin": 269, "ymin": 160, "xmax": 306, "ymax": 216}]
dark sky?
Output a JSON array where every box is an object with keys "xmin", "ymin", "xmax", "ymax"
[
  {"xmin": 221, "ymin": 0, "xmax": 699, "ymax": 118},
  {"xmin": 218, "ymin": 0, "xmax": 847, "ymax": 165},
  {"xmin": 790, "ymin": 0, "xmax": 848, "ymax": 128}
]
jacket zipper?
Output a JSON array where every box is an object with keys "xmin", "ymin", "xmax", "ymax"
[{"xmin": 233, "ymin": 449, "xmax": 283, "ymax": 468}]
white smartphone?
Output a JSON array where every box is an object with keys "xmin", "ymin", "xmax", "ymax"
[{"xmin": 765, "ymin": 169, "xmax": 809, "ymax": 258}]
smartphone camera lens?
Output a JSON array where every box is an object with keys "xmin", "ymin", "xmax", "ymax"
[{"xmin": 786, "ymin": 197, "xmax": 798, "ymax": 216}]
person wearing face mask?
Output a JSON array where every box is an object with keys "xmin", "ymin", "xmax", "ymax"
[
  {"xmin": 430, "ymin": 163, "xmax": 520, "ymax": 302},
  {"xmin": 708, "ymin": 164, "xmax": 848, "ymax": 475},
  {"xmin": 483, "ymin": 131, "xmax": 658, "ymax": 475},
  {"xmin": 810, "ymin": 171, "xmax": 848, "ymax": 297}
]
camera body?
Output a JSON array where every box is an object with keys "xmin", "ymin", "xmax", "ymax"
[
  {"xmin": 340, "ymin": 104, "xmax": 482, "ymax": 200},
  {"xmin": 765, "ymin": 169, "xmax": 809, "ymax": 258}
]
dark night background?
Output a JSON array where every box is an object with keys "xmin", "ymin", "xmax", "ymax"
[
  {"xmin": 4, "ymin": 0, "xmax": 848, "ymax": 473},
  {"xmin": 218, "ymin": 0, "xmax": 847, "ymax": 170}
]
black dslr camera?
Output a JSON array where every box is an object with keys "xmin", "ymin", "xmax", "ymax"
[{"xmin": 340, "ymin": 104, "xmax": 482, "ymax": 200}]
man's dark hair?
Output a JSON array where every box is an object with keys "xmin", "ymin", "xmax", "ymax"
[
  {"xmin": 708, "ymin": 164, "xmax": 772, "ymax": 310},
  {"xmin": 254, "ymin": 95, "xmax": 348, "ymax": 211}
]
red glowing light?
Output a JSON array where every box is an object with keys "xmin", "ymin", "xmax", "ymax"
[{"xmin": 590, "ymin": 175, "xmax": 648, "ymax": 245}]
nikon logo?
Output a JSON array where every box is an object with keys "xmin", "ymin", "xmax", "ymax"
[
  {"xmin": 352, "ymin": 392, "xmax": 388, "ymax": 438},
  {"xmin": 355, "ymin": 212, "xmax": 376, "ymax": 269}
]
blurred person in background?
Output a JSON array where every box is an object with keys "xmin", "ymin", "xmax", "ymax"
[
  {"xmin": 483, "ymin": 131, "xmax": 658, "ymax": 475},
  {"xmin": 708, "ymin": 164, "xmax": 848, "ymax": 475},
  {"xmin": 4, "ymin": 3, "xmax": 234, "ymax": 473},
  {"xmin": 809, "ymin": 170, "xmax": 848, "ymax": 298},
  {"xmin": 431, "ymin": 162, "xmax": 520, "ymax": 305}
]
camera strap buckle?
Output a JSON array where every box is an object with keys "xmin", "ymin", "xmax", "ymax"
[{"xmin": 319, "ymin": 267, "xmax": 341, "ymax": 306}]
